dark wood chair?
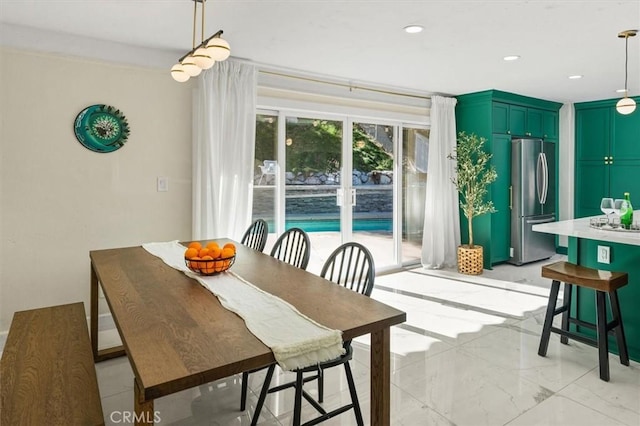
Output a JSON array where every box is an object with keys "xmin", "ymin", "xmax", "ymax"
[
  {"xmin": 268, "ymin": 227, "xmax": 311, "ymax": 270},
  {"xmin": 249, "ymin": 242, "xmax": 375, "ymax": 426},
  {"xmin": 240, "ymin": 219, "xmax": 268, "ymax": 252}
]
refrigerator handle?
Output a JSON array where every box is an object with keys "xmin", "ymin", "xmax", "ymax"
[
  {"xmin": 526, "ymin": 216, "xmax": 556, "ymax": 225},
  {"xmin": 536, "ymin": 153, "xmax": 544, "ymax": 204},
  {"xmin": 541, "ymin": 152, "xmax": 549, "ymax": 205}
]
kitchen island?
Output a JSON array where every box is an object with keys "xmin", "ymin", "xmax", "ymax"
[{"xmin": 533, "ymin": 212, "xmax": 640, "ymax": 362}]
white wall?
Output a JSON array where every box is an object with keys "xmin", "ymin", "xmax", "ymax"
[{"xmin": 0, "ymin": 48, "xmax": 193, "ymax": 331}]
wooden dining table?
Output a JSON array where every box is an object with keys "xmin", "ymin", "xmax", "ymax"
[{"xmin": 89, "ymin": 239, "xmax": 406, "ymax": 425}]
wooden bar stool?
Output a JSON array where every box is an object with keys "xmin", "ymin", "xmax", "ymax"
[{"xmin": 538, "ymin": 261, "xmax": 630, "ymax": 381}]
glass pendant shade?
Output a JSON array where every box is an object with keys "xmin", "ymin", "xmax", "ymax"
[
  {"xmin": 206, "ymin": 37, "xmax": 231, "ymax": 61},
  {"xmin": 171, "ymin": 64, "xmax": 190, "ymax": 82},
  {"xmin": 181, "ymin": 56, "xmax": 202, "ymax": 77},
  {"xmin": 192, "ymin": 47, "xmax": 215, "ymax": 69},
  {"xmin": 616, "ymin": 97, "xmax": 637, "ymax": 115}
]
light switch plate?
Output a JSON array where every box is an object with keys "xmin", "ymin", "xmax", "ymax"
[
  {"xmin": 597, "ymin": 245, "xmax": 610, "ymax": 264},
  {"xmin": 157, "ymin": 176, "xmax": 169, "ymax": 192}
]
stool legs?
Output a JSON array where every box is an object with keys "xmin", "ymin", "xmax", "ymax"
[
  {"xmin": 610, "ymin": 290, "xmax": 630, "ymax": 366},
  {"xmin": 596, "ymin": 291, "xmax": 610, "ymax": 381},
  {"xmin": 538, "ymin": 280, "xmax": 561, "ymax": 357},
  {"xmin": 560, "ymin": 283, "xmax": 573, "ymax": 345}
]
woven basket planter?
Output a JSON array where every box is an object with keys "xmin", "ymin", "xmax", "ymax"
[{"xmin": 458, "ymin": 245, "xmax": 483, "ymax": 275}]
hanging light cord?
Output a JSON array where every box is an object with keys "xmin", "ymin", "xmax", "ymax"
[{"xmin": 624, "ymin": 34, "xmax": 629, "ymax": 96}]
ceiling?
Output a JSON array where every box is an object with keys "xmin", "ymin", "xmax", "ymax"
[{"xmin": 1, "ymin": 0, "xmax": 639, "ymax": 104}]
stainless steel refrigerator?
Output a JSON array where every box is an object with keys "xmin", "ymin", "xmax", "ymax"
[{"xmin": 509, "ymin": 138, "xmax": 556, "ymax": 265}]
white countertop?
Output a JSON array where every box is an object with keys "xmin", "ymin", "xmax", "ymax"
[{"xmin": 533, "ymin": 211, "xmax": 640, "ymax": 246}]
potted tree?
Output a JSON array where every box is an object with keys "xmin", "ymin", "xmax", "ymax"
[{"xmin": 449, "ymin": 132, "xmax": 497, "ymax": 275}]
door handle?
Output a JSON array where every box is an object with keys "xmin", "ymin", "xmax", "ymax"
[
  {"xmin": 351, "ymin": 189, "xmax": 357, "ymax": 206},
  {"xmin": 526, "ymin": 216, "xmax": 556, "ymax": 225}
]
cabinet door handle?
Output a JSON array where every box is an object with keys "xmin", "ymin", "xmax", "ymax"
[
  {"xmin": 526, "ymin": 132, "xmax": 531, "ymax": 136},
  {"xmin": 610, "ymin": 157, "xmax": 613, "ymax": 164},
  {"xmin": 507, "ymin": 130, "xmax": 511, "ymax": 135},
  {"xmin": 509, "ymin": 185, "xmax": 513, "ymax": 209}
]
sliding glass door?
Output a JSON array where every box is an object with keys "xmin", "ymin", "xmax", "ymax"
[
  {"xmin": 350, "ymin": 121, "xmax": 396, "ymax": 269},
  {"xmin": 253, "ymin": 110, "xmax": 427, "ymax": 272}
]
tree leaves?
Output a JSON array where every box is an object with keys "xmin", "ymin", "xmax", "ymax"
[{"xmin": 449, "ymin": 132, "xmax": 498, "ymax": 246}]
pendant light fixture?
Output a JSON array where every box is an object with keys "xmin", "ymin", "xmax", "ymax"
[
  {"xmin": 616, "ymin": 29, "xmax": 637, "ymax": 115},
  {"xmin": 171, "ymin": 0, "xmax": 231, "ymax": 83}
]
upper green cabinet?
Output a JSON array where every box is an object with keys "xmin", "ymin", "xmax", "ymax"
[
  {"xmin": 456, "ymin": 90, "xmax": 562, "ymax": 268},
  {"xmin": 491, "ymin": 101, "xmax": 552, "ymax": 138},
  {"xmin": 575, "ymin": 98, "xmax": 640, "ymax": 218}
]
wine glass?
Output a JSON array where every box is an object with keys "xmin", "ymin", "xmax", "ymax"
[
  {"xmin": 614, "ymin": 199, "xmax": 625, "ymax": 217},
  {"xmin": 601, "ymin": 198, "xmax": 615, "ymax": 216},
  {"xmin": 600, "ymin": 198, "xmax": 615, "ymax": 227}
]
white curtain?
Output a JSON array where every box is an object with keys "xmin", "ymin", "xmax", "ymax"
[
  {"xmin": 421, "ymin": 96, "xmax": 460, "ymax": 269},
  {"xmin": 193, "ymin": 60, "xmax": 257, "ymax": 240}
]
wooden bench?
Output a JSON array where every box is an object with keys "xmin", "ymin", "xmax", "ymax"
[
  {"xmin": 538, "ymin": 261, "xmax": 630, "ymax": 382},
  {"xmin": 1, "ymin": 302, "xmax": 104, "ymax": 425}
]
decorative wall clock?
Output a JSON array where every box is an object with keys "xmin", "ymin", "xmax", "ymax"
[{"xmin": 74, "ymin": 104, "xmax": 130, "ymax": 153}]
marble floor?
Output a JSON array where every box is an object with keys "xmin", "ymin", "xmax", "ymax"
[{"xmin": 94, "ymin": 257, "xmax": 640, "ymax": 426}]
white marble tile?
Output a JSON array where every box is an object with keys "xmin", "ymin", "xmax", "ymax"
[
  {"xmin": 558, "ymin": 360, "xmax": 640, "ymax": 426},
  {"xmin": 506, "ymin": 394, "xmax": 626, "ymax": 426},
  {"xmin": 376, "ymin": 271, "xmax": 550, "ymax": 319},
  {"xmin": 352, "ymin": 326, "xmax": 454, "ymax": 370},
  {"xmin": 274, "ymin": 384, "xmax": 454, "ymax": 426},
  {"xmin": 392, "ymin": 347, "xmax": 553, "ymax": 426},
  {"xmin": 95, "ymin": 357, "xmax": 134, "ymax": 398},
  {"xmin": 459, "ymin": 325, "xmax": 598, "ymax": 392}
]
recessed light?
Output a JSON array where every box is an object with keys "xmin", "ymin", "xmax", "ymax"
[
  {"xmin": 568, "ymin": 75, "xmax": 583, "ymax": 79},
  {"xmin": 503, "ymin": 55, "xmax": 520, "ymax": 61},
  {"xmin": 404, "ymin": 25, "xmax": 424, "ymax": 34}
]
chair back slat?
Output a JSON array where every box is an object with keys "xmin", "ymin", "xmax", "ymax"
[
  {"xmin": 320, "ymin": 242, "xmax": 375, "ymax": 296},
  {"xmin": 270, "ymin": 228, "xmax": 311, "ymax": 270},
  {"xmin": 241, "ymin": 219, "xmax": 268, "ymax": 252}
]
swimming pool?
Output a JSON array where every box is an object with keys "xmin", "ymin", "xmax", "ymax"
[{"xmin": 283, "ymin": 218, "xmax": 392, "ymax": 233}]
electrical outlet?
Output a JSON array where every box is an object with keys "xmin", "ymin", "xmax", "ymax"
[{"xmin": 597, "ymin": 245, "xmax": 610, "ymax": 264}]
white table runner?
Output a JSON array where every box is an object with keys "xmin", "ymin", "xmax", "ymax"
[{"xmin": 142, "ymin": 241, "xmax": 344, "ymax": 371}]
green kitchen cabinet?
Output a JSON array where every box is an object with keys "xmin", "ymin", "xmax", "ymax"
[
  {"xmin": 574, "ymin": 98, "xmax": 640, "ymax": 218},
  {"xmin": 456, "ymin": 90, "xmax": 562, "ymax": 268},
  {"xmin": 491, "ymin": 102, "xmax": 547, "ymax": 138}
]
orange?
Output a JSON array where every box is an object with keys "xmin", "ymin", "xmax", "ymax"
[
  {"xmin": 184, "ymin": 247, "xmax": 199, "ymax": 259},
  {"xmin": 220, "ymin": 247, "xmax": 235, "ymax": 259},
  {"xmin": 201, "ymin": 255, "xmax": 214, "ymax": 274},
  {"xmin": 206, "ymin": 241, "xmax": 220, "ymax": 251},
  {"xmin": 190, "ymin": 256, "xmax": 202, "ymax": 271},
  {"xmin": 198, "ymin": 248, "xmax": 210, "ymax": 258},
  {"xmin": 208, "ymin": 246, "xmax": 222, "ymax": 259},
  {"xmin": 188, "ymin": 241, "xmax": 202, "ymax": 251},
  {"xmin": 223, "ymin": 243, "xmax": 236, "ymax": 253},
  {"xmin": 214, "ymin": 259, "xmax": 226, "ymax": 272}
]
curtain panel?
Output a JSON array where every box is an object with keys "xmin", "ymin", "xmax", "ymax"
[
  {"xmin": 421, "ymin": 96, "xmax": 460, "ymax": 268},
  {"xmin": 193, "ymin": 60, "xmax": 257, "ymax": 240}
]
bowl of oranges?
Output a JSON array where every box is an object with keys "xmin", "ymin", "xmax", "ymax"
[{"xmin": 184, "ymin": 241, "xmax": 236, "ymax": 275}]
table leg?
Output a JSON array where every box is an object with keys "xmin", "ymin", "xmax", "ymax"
[
  {"xmin": 134, "ymin": 378, "xmax": 154, "ymax": 425},
  {"xmin": 91, "ymin": 262, "xmax": 126, "ymax": 362},
  {"xmin": 370, "ymin": 327, "xmax": 391, "ymax": 426}
]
